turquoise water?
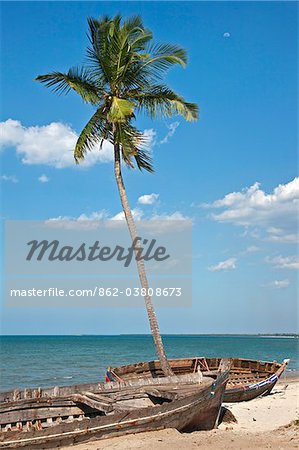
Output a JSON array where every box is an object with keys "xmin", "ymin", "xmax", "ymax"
[{"xmin": 1, "ymin": 335, "xmax": 298, "ymax": 391}]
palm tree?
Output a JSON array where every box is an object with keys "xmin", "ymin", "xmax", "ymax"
[{"xmin": 36, "ymin": 15, "xmax": 198, "ymax": 376}]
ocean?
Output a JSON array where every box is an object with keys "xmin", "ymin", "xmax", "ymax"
[{"xmin": 1, "ymin": 335, "xmax": 298, "ymax": 392}]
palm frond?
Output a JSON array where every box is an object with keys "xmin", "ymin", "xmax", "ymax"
[
  {"xmin": 131, "ymin": 43, "xmax": 187, "ymax": 85},
  {"xmin": 123, "ymin": 15, "xmax": 143, "ymax": 33},
  {"xmin": 128, "ymin": 85, "xmax": 198, "ymax": 121},
  {"xmin": 119, "ymin": 43, "xmax": 187, "ymax": 91},
  {"xmin": 74, "ymin": 107, "xmax": 110, "ymax": 162},
  {"xmin": 130, "ymin": 31, "xmax": 153, "ymax": 51},
  {"xmin": 86, "ymin": 16, "xmax": 119, "ymax": 86},
  {"xmin": 35, "ymin": 67, "xmax": 102, "ymax": 104},
  {"xmin": 115, "ymin": 121, "xmax": 154, "ymax": 173},
  {"xmin": 134, "ymin": 148, "xmax": 154, "ymax": 173},
  {"xmin": 123, "ymin": 16, "xmax": 152, "ymax": 48},
  {"xmin": 145, "ymin": 43, "xmax": 187, "ymax": 68}
]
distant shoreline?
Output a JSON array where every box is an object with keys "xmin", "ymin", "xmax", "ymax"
[{"xmin": 1, "ymin": 333, "xmax": 298, "ymax": 337}]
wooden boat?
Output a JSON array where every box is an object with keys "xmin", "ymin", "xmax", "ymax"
[
  {"xmin": 106, "ymin": 357, "xmax": 290, "ymax": 403},
  {"xmin": 0, "ymin": 361, "xmax": 230, "ymax": 449}
]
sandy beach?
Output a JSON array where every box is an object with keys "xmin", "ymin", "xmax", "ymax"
[{"xmin": 59, "ymin": 377, "xmax": 298, "ymax": 450}]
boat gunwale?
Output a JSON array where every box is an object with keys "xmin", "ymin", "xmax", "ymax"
[{"xmin": 106, "ymin": 357, "xmax": 289, "ymax": 402}]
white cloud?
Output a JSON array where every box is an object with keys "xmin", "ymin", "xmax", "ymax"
[
  {"xmin": 0, "ymin": 174, "xmax": 18, "ymax": 183},
  {"xmin": 245, "ymin": 245, "xmax": 260, "ymax": 253},
  {"xmin": 110, "ymin": 208, "xmax": 144, "ymax": 221},
  {"xmin": 48, "ymin": 209, "xmax": 188, "ymax": 223},
  {"xmin": 38, "ymin": 174, "xmax": 50, "ymax": 183},
  {"xmin": 138, "ymin": 193, "xmax": 159, "ymax": 205},
  {"xmin": 45, "ymin": 210, "xmax": 109, "ymax": 230},
  {"xmin": 160, "ymin": 122, "xmax": 180, "ymax": 145},
  {"xmin": 266, "ymin": 227, "xmax": 297, "ymax": 244},
  {"xmin": 267, "ymin": 279, "xmax": 290, "ymax": 289},
  {"xmin": 239, "ymin": 245, "xmax": 260, "ymax": 256},
  {"xmin": 49, "ymin": 211, "xmax": 108, "ymax": 222},
  {"xmin": 0, "ymin": 119, "xmax": 155, "ymax": 169},
  {"xmin": 0, "ymin": 119, "xmax": 113, "ymax": 168},
  {"xmin": 76, "ymin": 211, "xmax": 109, "ymax": 221},
  {"xmin": 47, "ymin": 208, "xmax": 145, "ymax": 229},
  {"xmin": 146, "ymin": 211, "xmax": 191, "ymax": 233},
  {"xmin": 240, "ymin": 228, "xmax": 261, "ymax": 239},
  {"xmin": 150, "ymin": 211, "xmax": 190, "ymax": 221},
  {"xmin": 144, "ymin": 129, "xmax": 157, "ymax": 148},
  {"xmin": 203, "ymin": 178, "xmax": 298, "ymax": 243},
  {"xmin": 46, "ymin": 209, "xmax": 190, "ymax": 233},
  {"xmin": 208, "ymin": 257, "xmax": 237, "ymax": 272},
  {"xmin": 266, "ymin": 255, "xmax": 299, "ymax": 270},
  {"xmin": 223, "ymin": 32, "xmax": 231, "ymax": 38}
]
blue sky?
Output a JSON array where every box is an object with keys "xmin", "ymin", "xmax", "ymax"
[{"xmin": 0, "ymin": 1, "xmax": 297, "ymax": 334}]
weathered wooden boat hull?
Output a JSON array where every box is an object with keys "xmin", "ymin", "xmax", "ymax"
[
  {"xmin": 107, "ymin": 357, "xmax": 289, "ymax": 403},
  {"xmin": 223, "ymin": 373, "xmax": 279, "ymax": 402},
  {"xmin": 0, "ymin": 369, "xmax": 229, "ymax": 449}
]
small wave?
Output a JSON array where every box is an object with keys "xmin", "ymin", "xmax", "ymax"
[{"xmin": 63, "ymin": 376, "xmax": 73, "ymax": 379}]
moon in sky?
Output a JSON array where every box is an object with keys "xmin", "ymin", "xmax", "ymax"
[{"xmin": 223, "ymin": 32, "xmax": 231, "ymax": 38}]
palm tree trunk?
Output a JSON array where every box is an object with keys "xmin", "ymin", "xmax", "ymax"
[{"xmin": 113, "ymin": 142, "xmax": 173, "ymax": 376}]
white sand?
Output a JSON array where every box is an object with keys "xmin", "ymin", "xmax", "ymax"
[{"xmin": 219, "ymin": 377, "xmax": 298, "ymax": 432}]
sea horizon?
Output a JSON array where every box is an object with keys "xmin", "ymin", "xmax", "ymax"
[
  {"xmin": 1, "ymin": 332, "xmax": 298, "ymax": 336},
  {"xmin": 1, "ymin": 334, "xmax": 298, "ymax": 392}
]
